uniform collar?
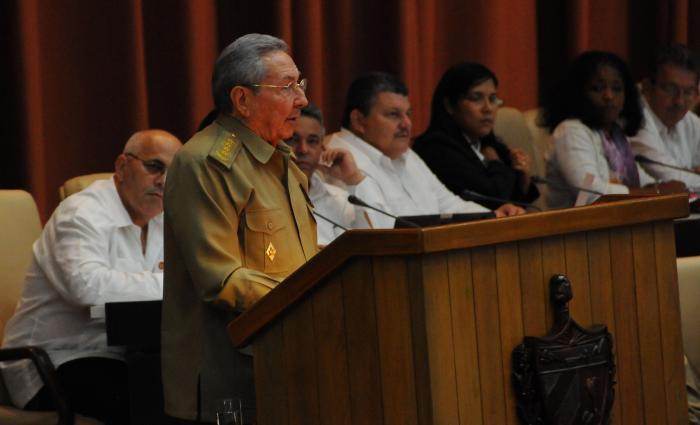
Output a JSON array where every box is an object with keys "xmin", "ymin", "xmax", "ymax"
[{"xmin": 216, "ymin": 114, "xmax": 279, "ymax": 164}]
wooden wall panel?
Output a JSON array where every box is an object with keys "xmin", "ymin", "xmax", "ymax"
[
  {"xmin": 564, "ymin": 232, "xmax": 593, "ymax": 326},
  {"xmin": 406, "ymin": 257, "xmax": 432, "ymax": 425},
  {"xmin": 282, "ymin": 297, "xmax": 320, "ymax": 425},
  {"xmin": 312, "ymin": 276, "xmax": 352, "ymax": 425},
  {"xmin": 517, "ymin": 239, "xmax": 548, "ymax": 337},
  {"xmin": 495, "ymin": 242, "xmax": 523, "ymax": 425},
  {"xmin": 372, "ymin": 256, "xmax": 419, "ymax": 425},
  {"xmin": 254, "ymin": 324, "xmax": 289, "ymax": 425},
  {"xmin": 632, "ymin": 224, "xmax": 668, "ymax": 424},
  {"xmin": 541, "ymin": 236, "xmax": 566, "ymax": 328},
  {"xmin": 471, "ymin": 247, "xmax": 507, "ymax": 423},
  {"xmin": 340, "ymin": 258, "xmax": 384, "ymax": 425},
  {"xmin": 585, "ymin": 229, "xmax": 621, "ymax": 425},
  {"xmin": 609, "ymin": 228, "xmax": 645, "ymax": 424},
  {"xmin": 654, "ymin": 221, "xmax": 689, "ymax": 424},
  {"xmin": 420, "ymin": 252, "xmax": 459, "ymax": 424},
  {"xmin": 447, "ymin": 249, "xmax": 483, "ymax": 425}
]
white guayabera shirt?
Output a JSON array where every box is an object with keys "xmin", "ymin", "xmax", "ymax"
[{"xmin": 1, "ymin": 178, "xmax": 164, "ymax": 408}]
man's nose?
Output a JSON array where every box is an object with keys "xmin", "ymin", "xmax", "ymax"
[
  {"xmin": 154, "ymin": 171, "xmax": 167, "ymax": 186},
  {"xmin": 399, "ymin": 114, "xmax": 412, "ymax": 131},
  {"xmin": 295, "ymin": 140, "xmax": 309, "ymax": 154},
  {"xmin": 294, "ymin": 91, "xmax": 309, "ymax": 108}
]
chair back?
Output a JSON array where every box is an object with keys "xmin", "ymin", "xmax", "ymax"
[
  {"xmin": 494, "ymin": 107, "xmax": 546, "ymax": 209},
  {"xmin": 678, "ymin": 256, "xmax": 700, "ymax": 373},
  {"xmin": 59, "ymin": 173, "xmax": 113, "ymax": 201},
  {"xmin": 0, "ymin": 191, "xmax": 41, "ymax": 342}
]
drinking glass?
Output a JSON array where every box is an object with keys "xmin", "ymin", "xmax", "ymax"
[{"xmin": 216, "ymin": 397, "xmax": 243, "ymax": 425}]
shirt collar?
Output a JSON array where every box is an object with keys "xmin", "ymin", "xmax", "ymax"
[
  {"xmin": 216, "ymin": 114, "xmax": 279, "ymax": 164},
  {"xmin": 643, "ymin": 96, "xmax": 677, "ymax": 137},
  {"xmin": 106, "ymin": 178, "xmax": 164, "ymax": 229}
]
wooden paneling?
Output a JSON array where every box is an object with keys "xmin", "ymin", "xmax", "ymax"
[
  {"xmin": 312, "ymin": 275, "xmax": 352, "ymax": 425},
  {"xmin": 419, "ymin": 252, "xmax": 458, "ymax": 424},
  {"xmin": 609, "ymin": 227, "xmax": 645, "ymax": 424},
  {"xmin": 654, "ymin": 221, "xmax": 689, "ymax": 424},
  {"xmin": 447, "ymin": 249, "xmax": 483, "ymax": 425},
  {"xmin": 340, "ymin": 258, "xmax": 384, "ymax": 425},
  {"xmin": 495, "ymin": 243, "xmax": 524, "ymax": 425},
  {"xmin": 253, "ymin": 324, "xmax": 288, "ymax": 425},
  {"xmin": 517, "ymin": 239, "xmax": 547, "ymax": 337},
  {"xmin": 236, "ymin": 197, "xmax": 689, "ymax": 425},
  {"xmin": 564, "ymin": 232, "xmax": 592, "ymax": 326},
  {"xmin": 585, "ymin": 229, "xmax": 621, "ymax": 425},
  {"xmin": 631, "ymin": 224, "xmax": 667, "ymax": 424},
  {"xmin": 282, "ymin": 297, "xmax": 320, "ymax": 425},
  {"xmin": 471, "ymin": 247, "xmax": 507, "ymax": 423},
  {"xmin": 372, "ymin": 256, "xmax": 419, "ymax": 425},
  {"xmin": 541, "ymin": 235, "xmax": 566, "ymax": 328}
]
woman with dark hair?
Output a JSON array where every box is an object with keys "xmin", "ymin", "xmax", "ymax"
[
  {"xmin": 542, "ymin": 50, "xmax": 683, "ymax": 208},
  {"xmin": 413, "ymin": 62, "xmax": 539, "ymax": 209}
]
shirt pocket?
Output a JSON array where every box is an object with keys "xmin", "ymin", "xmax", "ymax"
[{"xmin": 244, "ymin": 208, "xmax": 294, "ymax": 275}]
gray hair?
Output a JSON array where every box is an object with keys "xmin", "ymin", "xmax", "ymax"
[{"xmin": 212, "ymin": 33, "xmax": 288, "ymax": 114}]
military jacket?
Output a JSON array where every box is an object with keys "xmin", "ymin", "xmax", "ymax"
[{"xmin": 161, "ymin": 114, "xmax": 317, "ymax": 422}]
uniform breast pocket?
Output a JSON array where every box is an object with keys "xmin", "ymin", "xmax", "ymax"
[{"xmin": 244, "ymin": 208, "xmax": 294, "ymax": 275}]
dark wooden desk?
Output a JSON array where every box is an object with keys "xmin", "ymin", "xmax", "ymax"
[{"xmin": 105, "ymin": 300, "xmax": 164, "ymax": 425}]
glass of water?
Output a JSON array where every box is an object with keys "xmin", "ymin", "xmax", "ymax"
[{"xmin": 216, "ymin": 397, "xmax": 243, "ymax": 425}]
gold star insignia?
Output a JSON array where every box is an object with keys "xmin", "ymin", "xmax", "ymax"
[{"xmin": 266, "ymin": 242, "xmax": 276, "ymax": 262}]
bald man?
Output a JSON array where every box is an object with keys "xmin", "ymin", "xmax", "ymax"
[{"xmin": 1, "ymin": 130, "xmax": 181, "ymax": 425}]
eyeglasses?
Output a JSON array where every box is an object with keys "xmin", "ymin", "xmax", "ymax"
[
  {"xmin": 249, "ymin": 78, "xmax": 308, "ymax": 96},
  {"xmin": 125, "ymin": 152, "xmax": 167, "ymax": 175},
  {"xmin": 462, "ymin": 93, "xmax": 504, "ymax": 107},
  {"xmin": 656, "ymin": 82, "xmax": 699, "ymax": 100}
]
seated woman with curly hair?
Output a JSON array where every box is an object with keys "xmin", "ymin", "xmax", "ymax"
[
  {"xmin": 413, "ymin": 62, "xmax": 539, "ymax": 209},
  {"xmin": 542, "ymin": 50, "xmax": 684, "ymax": 208}
]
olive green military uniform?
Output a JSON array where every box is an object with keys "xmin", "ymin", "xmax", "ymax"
[{"xmin": 161, "ymin": 114, "xmax": 317, "ymax": 422}]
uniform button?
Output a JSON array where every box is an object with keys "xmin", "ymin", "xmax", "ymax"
[{"xmin": 267, "ymin": 221, "xmax": 273, "ymax": 230}]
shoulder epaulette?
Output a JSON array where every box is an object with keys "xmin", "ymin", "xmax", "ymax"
[{"xmin": 208, "ymin": 132, "xmax": 241, "ymax": 169}]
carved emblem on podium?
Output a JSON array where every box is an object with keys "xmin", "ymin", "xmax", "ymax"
[{"xmin": 512, "ymin": 274, "xmax": 615, "ymax": 425}]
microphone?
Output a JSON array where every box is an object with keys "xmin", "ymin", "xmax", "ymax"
[
  {"xmin": 347, "ymin": 195, "xmax": 421, "ymax": 228},
  {"xmin": 313, "ymin": 210, "xmax": 349, "ymax": 231},
  {"xmin": 634, "ymin": 154, "xmax": 700, "ymax": 175},
  {"xmin": 531, "ymin": 175, "xmax": 604, "ymax": 196},
  {"xmin": 460, "ymin": 189, "xmax": 542, "ymax": 212}
]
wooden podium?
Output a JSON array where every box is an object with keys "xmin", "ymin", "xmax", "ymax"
[{"xmin": 229, "ymin": 194, "xmax": 689, "ymax": 425}]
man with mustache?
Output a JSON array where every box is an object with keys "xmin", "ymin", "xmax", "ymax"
[
  {"xmin": 631, "ymin": 44, "xmax": 700, "ymax": 189},
  {"xmin": 287, "ymin": 103, "xmax": 371, "ymax": 245},
  {"xmin": 162, "ymin": 34, "xmax": 318, "ymax": 424},
  {"xmin": 327, "ymin": 72, "xmax": 523, "ymax": 228},
  {"xmin": 1, "ymin": 129, "xmax": 182, "ymax": 425}
]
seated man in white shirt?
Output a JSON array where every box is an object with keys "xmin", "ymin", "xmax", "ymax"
[
  {"xmin": 631, "ymin": 43, "xmax": 700, "ymax": 189},
  {"xmin": 1, "ymin": 129, "xmax": 182, "ymax": 425},
  {"xmin": 327, "ymin": 71, "xmax": 523, "ymax": 228},
  {"xmin": 287, "ymin": 103, "xmax": 370, "ymax": 245}
]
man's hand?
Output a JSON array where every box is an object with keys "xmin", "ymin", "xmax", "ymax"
[
  {"xmin": 493, "ymin": 203, "xmax": 526, "ymax": 217},
  {"xmin": 319, "ymin": 148, "xmax": 364, "ymax": 185},
  {"xmin": 481, "ymin": 145, "xmax": 500, "ymax": 162},
  {"xmin": 510, "ymin": 148, "xmax": 531, "ymax": 174}
]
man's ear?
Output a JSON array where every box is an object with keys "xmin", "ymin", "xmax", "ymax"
[
  {"xmin": 114, "ymin": 154, "xmax": 127, "ymax": 182},
  {"xmin": 349, "ymin": 109, "xmax": 365, "ymax": 136},
  {"xmin": 230, "ymin": 86, "xmax": 252, "ymax": 118},
  {"xmin": 641, "ymin": 78, "xmax": 653, "ymax": 96}
]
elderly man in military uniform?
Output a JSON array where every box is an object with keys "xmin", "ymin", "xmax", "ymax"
[{"xmin": 161, "ymin": 34, "xmax": 317, "ymax": 424}]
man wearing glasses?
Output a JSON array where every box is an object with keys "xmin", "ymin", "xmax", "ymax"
[
  {"xmin": 162, "ymin": 34, "xmax": 317, "ymax": 424},
  {"xmin": 1, "ymin": 129, "xmax": 181, "ymax": 425},
  {"xmin": 632, "ymin": 44, "xmax": 700, "ymax": 189}
]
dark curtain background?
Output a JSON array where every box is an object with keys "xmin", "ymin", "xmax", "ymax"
[{"xmin": 2, "ymin": 0, "xmax": 699, "ymax": 220}]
